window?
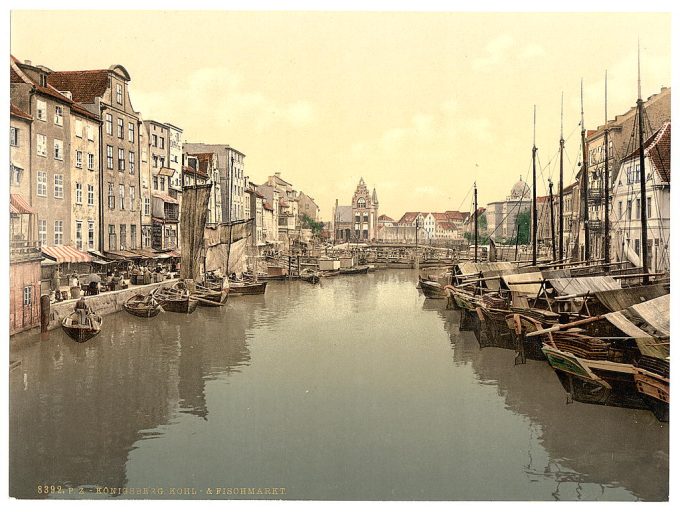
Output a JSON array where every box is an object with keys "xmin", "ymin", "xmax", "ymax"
[
  {"xmin": 129, "ymin": 186, "xmax": 135, "ymax": 211},
  {"xmin": 37, "ymin": 171, "xmax": 47, "ymax": 196},
  {"xmin": 108, "ymin": 183, "xmax": 115, "ymax": 209},
  {"xmin": 88, "ymin": 153, "xmax": 95, "ymax": 170},
  {"xmin": 106, "ymin": 114, "xmax": 113, "ymax": 135},
  {"xmin": 116, "ymin": 83, "xmax": 123, "ymax": 104},
  {"xmin": 129, "ymin": 151, "xmax": 135, "ymax": 175},
  {"xmin": 130, "ymin": 224, "xmax": 137, "ymax": 250},
  {"xmin": 86, "ymin": 125, "xmax": 94, "ymax": 141},
  {"xmin": 75, "ymin": 119, "xmax": 83, "ymax": 138},
  {"xmin": 75, "ymin": 221, "xmax": 83, "ymax": 250},
  {"xmin": 54, "ymin": 139, "xmax": 63, "ymax": 160},
  {"xmin": 618, "ymin": 201, "xmax": 622, "ymax": 219},
  {"xmin": 635, "ymin": 164, "xmax": 641, "ymax": 183},
  {"xmin": 38, "ymin": 220, "xmax": 46, "ymax": 245},
  {"xmin": 88, "ymin": 221, "xmax": 95, "ymax": 249},
  {"xmin": 128, "ymin": 122, "xmax": 134, "ymax": 142},
  {"xmin": 54, "ymin": 105, "xmax": 63, "ymax": 126},
  {"xmin": 23, "ymin": 286, "xmax": 32, "ymax": 306},
  {"xmin": 627, "ymin": 200, "xmax": 632, "ymax": 220},
  {"xmin": 143, "ymin": 226, "xmax": 151, "ymax": 248},
  {"xmin": 118, "ymin": 148, "xmax": 125, "ymax": 170},
  {"xmin": 37, "ymin": 134, "xmax": 47, "ymax": 157},
  {"xmin": 75, "ymin": 182, "xmax": 83, "ymax": 204},
  {"xmin": 119, "ymin": 185, "xmax": 125, "ymax": 210},
  {"xmin": 106, "ymin": 145, "xmax": 113, "ymax": 169},
  {"xmin": 11, "ymin": 164, "xmax": 23, "ymax": 185},
  {"xmin": 36, "ymin": 100, "xmax": 46, "ymax": 121},
  {"xmin": 160, "ymin": 176, "xmax": 165, "ymax": 191},
  {"xmin": 144, "ymin": 196, "xmax": 150, "ymax": 216},
  {"xmin": 10, "ymin": 127, "xmax": 19, "ymax": 146},
  {"xmin": 108, "ymin": 225, "xmax": 116, "ymax": 250},
  {"xmin": 54, "ymin": 220, "xmax": 63, "ymax": 245},
  {"xmin": 647, "ymin": 197, "xmax": 652, "ymax": 217},
  {"xmin": 636, "ymin": 198, "xmax": 641, "ymax": 220},
  {"xmin": 87, "ymin": 184, "xmax": 94, "ymax": 206},
  {"xmin": 120, "ymin": 224, "xmax": 127, "ymax": 250},
  {"xmin": 153, "ymin": 176, "xmax": 159, "ymax": 190},
  {"xmin": 76, "ymin": 150, "xmax": 83, "ymax": 168},
  {"xmin": 634, "ymin": 238, "xmax": 640, "ymax": 256},
  {"xmin": 159, "ymin": 137, "xmax": 165, "ymax": 149},
  {"xmin": 117, "ymin": 118, "xmax": 124, "ymax": 139},
  {"xmin": 54, "ymin": 174, "xmax": 64, "ymax": 198},
  {"xmin": 152, "ymin": 134, "xmax": 158, "ymax": 147}
]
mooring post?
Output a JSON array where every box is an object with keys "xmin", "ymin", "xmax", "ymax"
[{"xmin": 40, "ymin": 294, "xmax": 51, "ymax": 339}]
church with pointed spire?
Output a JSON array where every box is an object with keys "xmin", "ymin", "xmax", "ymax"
[{"xmin": 333, "ymin": 178, "xmax": 379, "ymax": 242}]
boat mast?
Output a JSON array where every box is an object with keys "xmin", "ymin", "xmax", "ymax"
[
  {"xmin": 559, "ymin": 92, "xmax": 564, "ymax": 261},
  {"xmin": 581, "ymin": 79, "xmax": 590, "ymax": 262},
  {"xmin": 603, "ymin": 70, "xmax": 611, "ymax": 271},
  {"xmin": 637, "ymin": 41, "xmax": 649, "ymax": 284},
  {"xmin": 549, "ymin": 178, "xmax": 556, "ymax": 261},
  {"xmin": 532, "ymin": 105, "xmax": 537, "ymax": 266},
  {"xmin": 473, "ymin": 182, "xmax": 478, "ymax": 263}
]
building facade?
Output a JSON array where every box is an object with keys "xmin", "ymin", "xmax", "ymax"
[{"xmin": 49, "ymin": 64, "xmax": 142, "ymax": 253}]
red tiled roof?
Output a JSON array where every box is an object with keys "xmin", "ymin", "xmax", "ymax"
[
  {"xmin": 649, "ymin": 122, "xmax": 671, "ymax": 183},
  {"xmin": 70, "ymin": 101, "xmax": 100, "ymax": 121},
  {"xmin": 263, "ymin": 202, "xmax": 273, "ymax": 211},
  {"xmin": 397, "ymin": 212, "xmax": 420, "ymax": 224},
  {"xmin": 378, "ymin": 214, "xmax": 394, "ymax": 221},
  {"xmin": 431, "ymin": 212, "xmax": 449, "ymax": 221},
  {"xmin": 10, "ymin": 56, "xmax": 74, "ymax": 105},
  {"xmin": 47, "ymin": 69, "xmax": 110, "ymax": 104},
  {"xmin": 42, "ymin": 245, "xmax": 92, "ymax": 264},
  {"xmin": 439, "ymin": 222, "xmax": 458, "ymax": 231},
  {"xmin": 10, "ymin": 103, "xmax": 32, "ymax": 121}
]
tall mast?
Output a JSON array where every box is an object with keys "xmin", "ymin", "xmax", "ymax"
[
  {"xmin": 549, "ymin": 178, "xmax": 556, "ymax": 261},
  {"xmin": 559, "ymin": 92, "xmax": 565, "ymax": 262},
  {"xmin": 532, "ymin": 105, "xmax": 537, "ymax": 266},
  {"xmin": 603, "ymin": 70, "xmax": 611, "ymax": 270},
  {"xmin": 581, "ymin": 79, "xmax": 590, "ymax": 261},
  {"xmin": 473, "ymin": 182, "xmax": 478, "ymax": 263},
  {"xmin": 637, "ymin": 41, "xmax": 649, "ymax": 284}
]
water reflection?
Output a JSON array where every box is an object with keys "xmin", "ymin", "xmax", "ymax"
[
  {"xmin": 447, "ymin": 314, "xmax": 669, "ymax": 501},
  {"xmin": 9, "ymin": 270, "xmax": 668, "ymax": 501}
]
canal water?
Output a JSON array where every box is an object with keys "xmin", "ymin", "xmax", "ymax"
[{"xmin": 9, "ymin": 270, "xmax": 669, "ymax": 501}]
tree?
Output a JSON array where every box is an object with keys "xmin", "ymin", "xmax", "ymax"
[
  {"xmin": 301, "ymin": 214, "xmax": 324, "ymax": 235},
  {"xmin": 506, "ymin": 210, "xmax": 530, "ymax": 245}
]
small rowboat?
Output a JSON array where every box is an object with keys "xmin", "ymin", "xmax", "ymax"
[
  {"xmin": 152, "ymin": 285, "xmax": 198, "ymax": 313},
  {"xmin": 123, "ymin": 293, "xmax": 163, "ymax": 318},
  {"xmin": 419, "ymin": 279, "xmax": 448, "ymax": 299},
  {"xmin": 339, "ymin": 265, "xmax": 370, "ymax": 275},
  {"xmin": 194, "ymin": 281, "xmax": 229, "ymax": 307},
  {"xmin": 61, "ymin": 309, "xmax": 102, "ymax": 343},
  {"xmin": 229, "ymin": 281, "xmax": 267, "ymax": 295},
  {"xmin": 299, "ymin": 269, "xmax": 320, "ymax": 284}
]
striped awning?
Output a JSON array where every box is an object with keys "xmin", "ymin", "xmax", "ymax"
[
  {"xmin": 42, "ymin": 245, "xmax": 92, "ymax": 264},
  {"xmin": 10, "ymin": 194, "xmax": 36, "ymax": 214}
]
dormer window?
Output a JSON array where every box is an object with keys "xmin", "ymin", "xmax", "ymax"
[
  {"xmin": 116, "ymin": 83, "xmax": 123, "ymax": 104},
  {"xmin": 39, "ymin": 74, "xmax": 47, "ymax": 87}
]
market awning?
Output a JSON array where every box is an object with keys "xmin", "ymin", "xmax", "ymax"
[
  {"xmin": 157, "ymin": 167, "xmax": 175, "ymax": 177},
  {"xmin": 104, "ymin": 250, "xmax": 140, "ymax": 260},
  {"xmin": 10, "ymin": 194, "xmax": 36, "ymax": 214},
  {"xmin": 152, "ymin": 193, "xmax": 179, "ymax": 204},
  {"xmin": 42, "ymin": 245, "xmax": 92, "ymax": 264}
]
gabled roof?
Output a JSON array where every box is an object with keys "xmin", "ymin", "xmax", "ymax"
[
  {"xmin": 397, "ymin": 212, "xmax": 421, "ymax": 224},
  {"xmin": 439, "ymin": 222, "xmax": 459, "ymax": 231},
  {"xmin": 378, "ymin": 214, "xmax": 394, "ymax": 221},
  {"xmin": 620, "ymin": 121, "xmax": 671, "ymax": 183},
  {"xmin": 48, "ymin": 69, "xmax": 110, "ymax": 104},
  {"xmin": 10, "ymin": 103, "xmax": 32, "ymax": 121},
  {"xmin": 11, "ymin": 55, "xmax": 74, "ymax": 105}
]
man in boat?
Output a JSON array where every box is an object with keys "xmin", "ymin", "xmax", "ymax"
[{"xmin": 74, "ymin": 297, "xmax": 92, "ymax": 325}]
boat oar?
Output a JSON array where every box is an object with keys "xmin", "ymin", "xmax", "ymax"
[{"xmin": 191, "ymin": 295, "xmax": 225, "ymax": 307}]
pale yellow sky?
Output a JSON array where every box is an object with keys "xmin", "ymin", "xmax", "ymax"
[{"xmin": 10, "ymin": 11, "xmax": 671, "ymax": 220}]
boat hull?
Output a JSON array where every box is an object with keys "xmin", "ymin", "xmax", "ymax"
[
  {"xmin": 229, "ymin": 282, "xmax": 267, "ymax": 295},
  {"xmin": 419, "ymin": 280, "xmax": 447, "ymax": 299}
]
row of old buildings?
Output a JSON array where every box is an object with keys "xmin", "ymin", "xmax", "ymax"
[
  {"xmin": 478, "ymin": 87, "xmax": 671, "ymax": 272},
  {"xmin": 9, "ymin": 55, "xmax": 320, "ymax": 334}
]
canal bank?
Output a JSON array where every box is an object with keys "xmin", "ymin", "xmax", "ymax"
[{"xmin": 8, "ymin": 270, "xmax": 669, "ymax": 501}]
